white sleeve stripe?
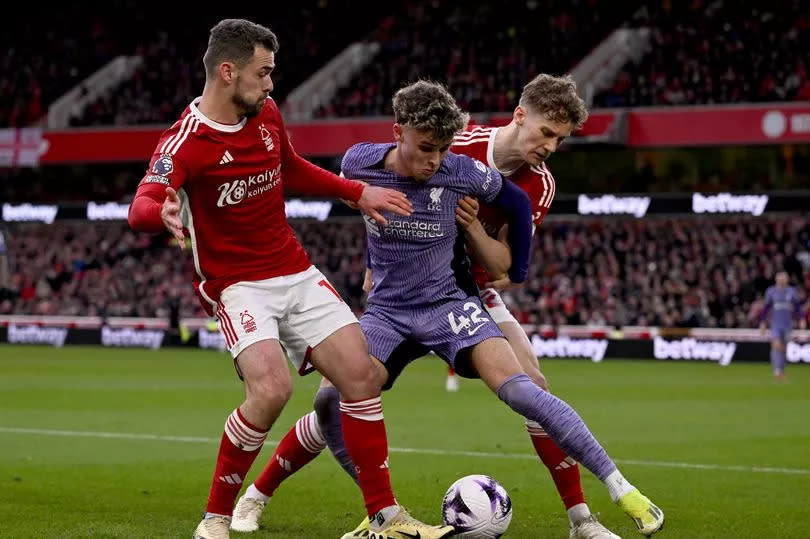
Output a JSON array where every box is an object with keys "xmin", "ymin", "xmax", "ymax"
[
  {"xmin": 160, "ymin": 114, "xmax": 192, "ymax": 154},
  {"xmin": 452, "ymin": 136, "xmax": 491, "ymax": 147},
  {"xmin": 454, "ymin": 127, "xmax": 492, "ymax": 141},
  {"xmin": 538, "ymin": 171, "xmax": 550, "ymax": 207},
  {"xmin": 166, "ymin": 118, "xmax": 198, "ymax": 155}
]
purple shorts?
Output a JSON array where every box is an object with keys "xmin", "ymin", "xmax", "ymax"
[
  {"xmin": 361, "ymin": 296, "xmax": 505, "ymax": 389},
  {"xmin": 771, "ymin": 327, "xmax": 791, "ymax": 342}
]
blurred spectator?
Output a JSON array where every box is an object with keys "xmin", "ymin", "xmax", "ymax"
[
  {"xmin": 595, "ymin": 1, "xmax": 809, "ymax": 107},
  {"xmin": 4, "ymin": 216, "xmax": 808, "ymax": 329},
  {"xmin": 69, "ymin": 2, "xmax": 394, "ymax": 127},
  {"xmin": 316, "ymin": 0, "xmax": 630, "ymax": 117}
]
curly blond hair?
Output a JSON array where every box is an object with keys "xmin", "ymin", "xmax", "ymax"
[
  {"xmin": 520, "ymin": 74, "xmax": 588, "ymax": 129},
  {"xmin": 392, "ymin": 80, "xmax": 470, "ymax": 143}
]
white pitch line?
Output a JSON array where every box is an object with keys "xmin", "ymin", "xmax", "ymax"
[{"xmin": 2, "ymin": 426, "xmax": 809, "ymax": 476}]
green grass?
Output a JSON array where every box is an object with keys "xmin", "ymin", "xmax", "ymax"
[{"xmin": 1, "ymin": 345, "xmax": 809, "ymax": 538}]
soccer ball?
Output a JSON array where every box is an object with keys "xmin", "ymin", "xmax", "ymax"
[{"xmin": 441, "ymin": 474, "xmax": 512, "ymax": 538}]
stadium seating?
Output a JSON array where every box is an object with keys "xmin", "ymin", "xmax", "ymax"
[
  {"xmin": 4, "ymin": 218, "xmax": 808, "ymax": 328},
  {"xmin": 4, "ymin": 1, "xmax": 806, "ymax": 128},
  {"xmin": 593, "ymin": 1, "xmax": 810, "ymax": 107}
]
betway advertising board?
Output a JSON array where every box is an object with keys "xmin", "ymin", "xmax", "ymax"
[{"xmin": 3, "ymin": 325, "xmax": 810, "ymax": 366}]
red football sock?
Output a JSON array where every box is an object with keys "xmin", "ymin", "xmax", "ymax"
[
  {"xmin": 340, "ymin": 396, "xmax": 396, "ymax": 516},
  {"xmin": 205, "ymin": 408, "xmax": 268, "ymax": 516},
  {"xmin": 254, "ymin": 411, "xmax": 325, "ymax": 497},
  {"xmin": 526, "ymin": 421, "xmax": 585, "ymax": 509},
  {"xmin": 448, "ymin": 366, "xmax": 456, "ymax": 376}
]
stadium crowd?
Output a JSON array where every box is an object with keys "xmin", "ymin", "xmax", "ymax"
[
  {"xmin": 313, "ymin": 0, "xmax": 628, "ymax": 117},
  {"xmin": 3, "ymin": 216, "xmax": 808, "ymax": 329},
  {"xmin": 3, "ymin": 1, "xmax": 806, "ymax": 128},
  {"xmin": 594, "ymin": 0, "xmax": 809, "ymax": 106}
]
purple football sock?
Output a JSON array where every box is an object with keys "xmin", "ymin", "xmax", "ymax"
[
  {"xmin": 313, "ymin": 385, "xmax": 358, "ymax": 482},
  {"xmin": 497, "ymin": 373, "xmax": 616, "ymax": 481}
]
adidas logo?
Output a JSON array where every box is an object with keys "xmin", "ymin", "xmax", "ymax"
[
  {"xmin": 219, "ymin": 150, "xmax": 234, "ymax": 165},
  {"xmin": 554, "ymin": 457, "xmax": 577, "ymax": 470},
  {"xmin": 218, "ymin": 473, "xmax": 242, "ymax": 485}
]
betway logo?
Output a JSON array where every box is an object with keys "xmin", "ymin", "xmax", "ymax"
[
  {"xmin": 692, "ymin": 193, "xmax": 768, "ymax": 216},
  {"xmin": 7, "ymin": 324, "xmax": 68, "ymax": 347},
  {"xmin": 101, "ymin": 326, "xmax": 164, "ymax": 349},
  {"xmin": 577, "ymin": 195, "xmax": 650, "ymax": 218},
  {"xmin": 530, "ymin": 335, "xmax": 608, "ymax": 362},
  {"xmin": 87, "ymin": 202, "xmax": 129, "ymax": 221},
  {"xmin": 198, "ymin": 328, "xmax": 227, "ymax": 351},
  {"xmin": 217, "ymin": 165, "xmax": 281, "ymax": 207},
  {"xmin": 2, "ymin": 203, "xmax": 58, "ymax": 224},
  {"xmin": 786, "ymin": 342, "xmax": 810, "ymax": 364},
  {"xmin": 285, "ymin": 199, "xmax": 332, "ymax": 221},
  {"xmin": 653, "ymin": 337, "xmax": 735, "ymax": 366}
]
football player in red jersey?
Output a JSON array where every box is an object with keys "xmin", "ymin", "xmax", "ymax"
[
  {"xmin": 449, "ymin": 74, "xmax": 624, "ymax": 539},
  {"xmin": 128, "ymin": 18, "xmax": 453, "ymax": 539}
]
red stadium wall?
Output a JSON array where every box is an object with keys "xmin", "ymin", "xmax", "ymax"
[{"xmin": 3, "ymin": 103, "xmax": 808, "ymax": 166}]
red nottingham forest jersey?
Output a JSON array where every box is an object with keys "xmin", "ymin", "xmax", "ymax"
[
  {"xmin": 451, "ymin": 126, "xmax": 556, "ymax": 287},
  {"xmin": 134, "ymin": 97, "xmax": 360, "ymax": 314}
]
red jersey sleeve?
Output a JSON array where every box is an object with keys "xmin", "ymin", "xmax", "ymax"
[
  {"xmin": 128, "ymin": 145, "xmax": 190, "ymax": 233},
  {"xmin": 275, "ymin": 107, "xmax": 364, "ymax": 202}
]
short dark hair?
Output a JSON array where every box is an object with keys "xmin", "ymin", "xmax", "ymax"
[
  {"xmin": 203, "ymin": 19, "xmax": 279, "ymax": 79},
  {"xmin": 392, "ymin": 80, "xmax": 470, "ymax": 144},
  {"xmin": 520, "ymin": 74, "xmax": 589, "ymax": 129}
]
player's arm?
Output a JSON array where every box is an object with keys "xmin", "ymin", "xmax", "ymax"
[
  {"xmin": 455, "ymin": 196, "xmax": 512, "ymax": 278},
  {"xmin": 128, "ymin": 153, "xmax": 188, "ymax": 247},
  {"xmin": 276, "ymin": 114, "xmax": 411, "ymax": 224},
  {"xmin": 758, "ymin": 291, "xmax": 773, "ymax": 331},
  {"xmin": 488, "ymin": 180, "xmax": 532, "ymax": 284}
]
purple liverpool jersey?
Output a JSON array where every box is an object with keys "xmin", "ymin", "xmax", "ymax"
[
  {"xmin": 341, "ymin": 142, "xmax": 503, "ymax": 308},
  {"xmin": 341, "ymin": 142, "xmax": 506, "ymax": 380},
  {"xmin": 764, "ymin": 285, "xmax": 801, "ymax": 330}
]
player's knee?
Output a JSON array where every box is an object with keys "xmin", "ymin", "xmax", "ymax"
[
  {"xmin": 335, "ymin": 358, "xmax": 386, "ymax": 401},
  {"xmin": 527, "ymin": 366, "xmax": 549, "ymax": 391},
  {"xmin": 249, "ymin": 375, "xmax": 293, "ymax": 413}
]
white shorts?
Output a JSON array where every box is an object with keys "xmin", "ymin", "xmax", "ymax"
[
  {"xmin": 478, "ymin": 287, "xmax": 520, "ymax": 326},
  {"xmin": 216, "ymin": 266, "xmax": 358, "ymax": 373}
]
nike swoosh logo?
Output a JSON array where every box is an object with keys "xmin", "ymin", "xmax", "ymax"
[
  {"xmin": 397, "ymin": 532, "xmax": 420, "ymax": 539},
  {"xmin": 467, "ymin": 322, "xmax": 488, "ymax": 335}
]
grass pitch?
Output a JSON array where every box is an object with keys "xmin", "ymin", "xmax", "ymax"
[{"xmin": 1, "ymin": 345, "xmax": 809, "ymax": 538}]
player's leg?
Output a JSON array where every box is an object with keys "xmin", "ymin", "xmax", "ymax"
[
  {"xmin": 770, "ymin": 329, "xmax": 787, "ymax": 379},
  {"xmin": 194, "ymin": 285, "xmax": 293, "ymax": 539},
  {"xmin": 497, "ymin": 320, "xmax": 617, "ymax": 538},
  {"xmin": 281, "ymin": 267, "xmax": 453, "ymax": 537},
  {"xmin": 313, "ymin": 377, "xmax": 359, "ymax": 480},
  {"xmin": 466, "ymin": 337, "xmax": 664, "ymax": 536},
  {"xmin": 483, "ymin": 289, "xmax": 601, "ymax": 529},
  {"xmin": 446, "ymin": 365, "xmax": 459, "ymax": 391},
  {"xmin": 314, "ymin": 332, "xmax": 431, "ymax": 539},
  {"xmin": 195, "ymin": 341, "xmax": 291, "ymax": 538},
  {"xmin": 231, "ymin": 409, "xmax": 326, "ymax": 532},
  {"xmin": 232, "ymin": 318, "xmax": 340, "ymax": 532},
  {"xmin": 312, "ymin": 325, "xmax": 452, "ymax": 537}
]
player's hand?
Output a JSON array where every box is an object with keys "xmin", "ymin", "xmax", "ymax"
[
  {"xmin": 362, "ymin": 268, "xmax": 373, "ymax": 293},
  {"xmin": 356, "ymin": 185, "xmax": 412, "ymax": 226},
  {"xmin": 759, "ymin": 322, "xmax": 767, "ymax": 334},
  {"xmin": 486, "ymin": 274, "xmax": 516, "ymax": 290},
  {"xmin": 341, "ymin": 181, "xmax": 368, "ymax": 210},
  {"xmin": 455, "ymin": 196, "xmax": 480, "ymax": 229},
  {"xmin": 161, "ymin": 187, "xmax": 185, "ymax": 249}
]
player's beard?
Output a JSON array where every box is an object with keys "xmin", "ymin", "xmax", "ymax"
[{"xmin": 232, "ymin": 90, "xmax": 265, "ymax": 119}]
